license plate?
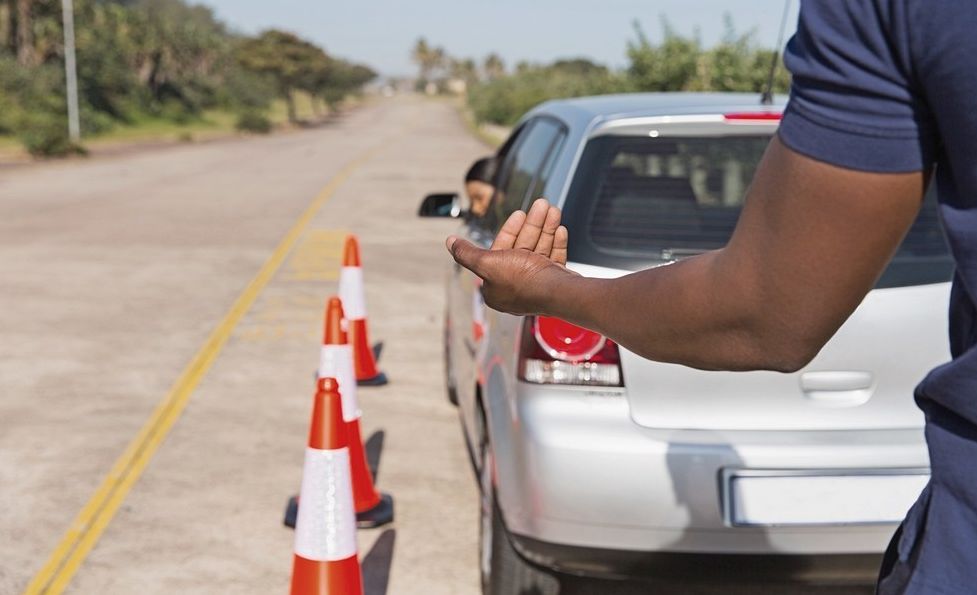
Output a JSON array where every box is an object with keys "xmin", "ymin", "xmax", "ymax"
[{"xmin": 724, "ymin": 469, "xmax": 929, "ymax": 527}]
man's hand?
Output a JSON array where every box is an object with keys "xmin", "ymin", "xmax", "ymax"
[{"xmin": 446, "ymin": 198, "xmax": 575, "ymax": 315}]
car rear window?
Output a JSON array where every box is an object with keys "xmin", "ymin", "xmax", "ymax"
[{"xmin": 562, "ymin": 134, "xmax": 953, "ymax": 289}]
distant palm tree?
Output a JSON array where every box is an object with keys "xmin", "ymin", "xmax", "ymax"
[
  {"xmin": 412, "ymin": 37, "xmax": 442, "ymax": 82},
  {"xmin": 451, "ymin": 57, "xmax": 478, "ymax": 84},
  {"xmin": 483, "ymin": 53, "xmax": 505, "ymax": 80}
]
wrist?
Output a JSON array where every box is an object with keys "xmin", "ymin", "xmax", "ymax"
[{"xmin": 539, "ymin": 268, "xmax": 605, "ymax": 328}]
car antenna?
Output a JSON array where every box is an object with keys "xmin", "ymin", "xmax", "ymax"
[{"xmin": 761, "ymin": 0, "xmax": 792, "ymax": 105}]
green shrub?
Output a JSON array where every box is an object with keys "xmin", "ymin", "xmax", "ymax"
[
  {"xmin": 17, "ymin": 114, "xmax": 85, "ymax": 157},
  {"xmin": 235, "ymin": 110, "xmax": 273, "ymax": 134},
  {"xmin": 468, "ymin": 61, "xmax": 629, "ymax": 126}
]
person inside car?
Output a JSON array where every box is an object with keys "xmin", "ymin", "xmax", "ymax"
[
  {"xmin": 447, "ymin": 2, "xmax": 977, "ymax": 593},
  {"xmin": 464, "ymin": 156, "xmax": 497, "ymax": 219}
]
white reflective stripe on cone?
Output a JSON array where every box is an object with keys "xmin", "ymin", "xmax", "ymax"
[
  {"xmin": 318, "ymin": 345, "xmax": 361, "ymax": 422},
  {"xmin": 294, "ymin": 447, "xmax": 358, "ymax": 562},
  {"xmin": 339, "ymin": 267, "xmax": 367, "ymax": 320}
]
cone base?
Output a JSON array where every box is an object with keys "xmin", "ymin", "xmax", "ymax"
[
  {"xmin": 356, "ymin": 371, "xmax": 388, "ymax": 387},
  {"xmin": 291, "ymin": 553, "xmax": 363, "ymax": 595},
  {"xmin": 356, "ymin": 492, "xmax": 394, "ymax": 529},
  {"xmin": 285, "ymin": 493, "xmax": 394, "ymax": 530},
  {"xmin": 284, "ymin": 494, "xmax": 298, "ymax": 529}
]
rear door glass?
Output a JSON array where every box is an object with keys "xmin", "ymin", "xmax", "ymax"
[
  {"xmin": 562, "ymin": 134, "xmax": 952, "ymax": 288},
  {"xmin": 490, "ymin": 118, "xmax": 566, "ymax": 232}
]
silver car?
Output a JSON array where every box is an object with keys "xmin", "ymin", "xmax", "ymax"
[{"xmin": 420, "ymin": 93, "xmax": 952, "ymax": 594}]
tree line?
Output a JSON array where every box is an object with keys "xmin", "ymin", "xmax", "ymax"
[
  {"xmin": 0, "ymin": 0, "xmax": 376, "ymax": 155},
  {"xmin": 413, "ymin": 16, "xmax": 791, "ymax": 126}
]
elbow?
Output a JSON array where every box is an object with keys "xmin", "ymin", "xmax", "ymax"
[
  {"xmin": 764, "ymin": 347, "xmax": 817, "ymax": 374},
  {"xmin": 739, "ymin": 322, "xmax": 824, "ymax": 374}
]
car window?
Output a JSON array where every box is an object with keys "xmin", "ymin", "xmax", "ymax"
[
  {"xmin": 489, "ymin": 118, "xmax": 565, "ymax": 232},
  {"xmin": 562, "ymin": 134, "xmax": 953, "ymax": 289},
  {"xmin": 527, "ymin": 131, "xmax": 567, "ymax": 202}
]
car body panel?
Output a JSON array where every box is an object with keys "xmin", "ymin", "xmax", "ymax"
[{"xmin": 626, "ymin": 281, "xmax": 950, "ymax": 431}]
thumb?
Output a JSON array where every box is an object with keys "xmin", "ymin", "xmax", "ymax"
[{"xmin": 446, "ymin": 236, "xmax": 490, "ymax": 278}]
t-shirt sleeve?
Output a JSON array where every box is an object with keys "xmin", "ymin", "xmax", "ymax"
[{"xmin": 779, "ymin": 1, "xmax": 937, "ymax": 173}]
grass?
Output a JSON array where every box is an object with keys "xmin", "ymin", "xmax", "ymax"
[{"xmin": 0, "ymin": 92, "xmax": 329, "ymax": 160}]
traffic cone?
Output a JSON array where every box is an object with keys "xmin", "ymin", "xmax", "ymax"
[
  {"xmin": 285, "ymin": 298, "xmax": 394, "ymax": 530},
  {"xmin": 320, "ymin": 297, "xmax": 393, "ymax": 528},
  {"xmin": 289, "ymin": 377, "xmax": 363, "ymax": 595},
  {"xmin": 340, "ymin": 235, "xmax": 388, "ymax": 386}
]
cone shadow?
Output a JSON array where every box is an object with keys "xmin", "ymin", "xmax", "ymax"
[
  {"xmin": 372, "ymin": 341, "xmax": 384, "ymax": 363},
  {"xmin": 362, "ymin": 528, "xmax": 396, "ymax": 595},
  {"xmin": 365, "ymin": 429, "xmax": 385, "ymax": 483}
]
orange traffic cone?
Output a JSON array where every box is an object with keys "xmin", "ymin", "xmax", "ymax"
[
  {"xmin": 319, "ymin": 297, "xmax": 393, "ymax": 528},
  {"xmin": 285, "ymin": 298, "xmax": 394, "ymax": 530},
  {"xmin": 290, "ymin": 378, "xmax": 363, "ymax": 595},
  {"xmin": 339, "ymin": 235, "xmax": 388, "ymax": 386}
]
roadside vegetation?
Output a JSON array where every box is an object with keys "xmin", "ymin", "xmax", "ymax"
[
  {"xmin": 413, "ymin": 16, "xmax": 791, "ymax": 127},
  {"xmin": 0, "ymin": 0, "xmax": 376, "ymax": 157}
]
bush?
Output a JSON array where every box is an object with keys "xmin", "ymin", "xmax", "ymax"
[
  {"xmin": 17, "ymin": 114, "xmax": 86, "ymax": 157},
  {"xmin": 235, "ymin": 110, "xmax": 273, "ymax": 134},
  {"xmin": 468, "ymin": 60, "xmax": 629, "ymax": 126}
]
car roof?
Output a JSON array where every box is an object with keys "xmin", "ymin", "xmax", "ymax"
[{"xmin": 525, "ymin": 92, "xmax": 789, "ymax": 130}]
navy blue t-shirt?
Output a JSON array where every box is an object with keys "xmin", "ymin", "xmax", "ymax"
[{"xmin": 779, "ymin": 2, "xmax": 977, "ymax": 593}]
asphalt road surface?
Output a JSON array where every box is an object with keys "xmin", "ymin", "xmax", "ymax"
[{"xmin": 0, "ymin": 95, "xmax": 874, "ymax": 595}]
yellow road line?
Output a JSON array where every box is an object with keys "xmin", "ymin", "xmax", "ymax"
[{"xmin": 23, "ymin": 147, "xmax": 380, "ymax": 595}]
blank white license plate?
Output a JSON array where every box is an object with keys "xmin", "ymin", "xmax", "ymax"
[{"xmin": 727, "ymin": 471, "xmax": 929, "ymax": 527}]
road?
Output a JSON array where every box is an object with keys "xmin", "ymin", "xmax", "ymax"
[
  {"xmin": 0, "ymin": 96, "xmax": 483, "ymax": 594},
  {"xmin": 0, "ymin": 95, "xmax": 874, "ymax": 595}
]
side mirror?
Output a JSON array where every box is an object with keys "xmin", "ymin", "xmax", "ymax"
[{"xmin": 418, "ymin": 193, "xmax": 463, "ymax": 218}]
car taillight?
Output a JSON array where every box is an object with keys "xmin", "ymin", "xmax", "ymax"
[
  {"xmin": 723, "ymin": 112, "xmax": 782, "ymax": 122},
  {"xmin": 518, "ymin": 316, "xmax": 623, "ymax": 387}
]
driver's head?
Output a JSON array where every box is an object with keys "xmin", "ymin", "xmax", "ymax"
[{"xmin": 465, "ymin": 157, "xmax": 497, "ymax": 217}]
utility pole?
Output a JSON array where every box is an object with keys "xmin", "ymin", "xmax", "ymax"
[{"xmin": 61, "ymin": 0, "xmax": 80, "ymax": 143}]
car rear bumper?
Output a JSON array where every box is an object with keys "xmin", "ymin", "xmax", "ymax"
[{"xmin": 495, "ymin": 384, "xmax": 929, "ymax": 565}]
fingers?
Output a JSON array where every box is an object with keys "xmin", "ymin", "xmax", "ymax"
[
  {"xmin": 447, "ymin": 236, "xmax": 490, "ymax": 278},
  {"xmin": 551, "ymin": 225, "xmax": 569, "ymax": 266},
  {"xmin": 533, "ymin": 206, "xmax": 562, "ymax": 257},
  {"xmin": 513, "ymin": 198, "xmax": 551, "ymax": 251},
  {"xmin": 491, "ymin": 210, "xmax": 526, "ymax": 250}
]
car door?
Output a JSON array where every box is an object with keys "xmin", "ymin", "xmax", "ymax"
[{"xmin": 454, "ymin": 117, "xmax": 569, "ymax": 450}]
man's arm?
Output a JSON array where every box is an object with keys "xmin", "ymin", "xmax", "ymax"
[{"xmin": 447, "ymin": 136, "xmax": 928, "ymax": 372}]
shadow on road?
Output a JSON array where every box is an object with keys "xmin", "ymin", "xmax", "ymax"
[
  {"xmin": 365, "ymin": 429, "xmax": 385, "ymax": 483},
  {"xmin": 560, "ymin": 577, "xmax": 874, "ymax": 594},
  {"xmin": 362, "ymin": 528, "xmax": 396, "ymax": 595}
]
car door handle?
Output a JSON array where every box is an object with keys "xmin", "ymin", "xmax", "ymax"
[{"xmin": 800, "ymin": 371, "xmax": 874, "ymax": 407}]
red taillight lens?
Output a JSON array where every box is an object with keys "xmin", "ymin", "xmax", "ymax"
[
  {"xmin": 518, "ymin": 317, "xmax": 623, "ymax": 386},
  {"xmin": 534, "ymin": 316, "xmax": 606, "ymax": 362}
]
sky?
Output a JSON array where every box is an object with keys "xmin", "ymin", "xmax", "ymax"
[{"xmin": 198, "ymin": 0, "xmax": 800, "ymax": 78}]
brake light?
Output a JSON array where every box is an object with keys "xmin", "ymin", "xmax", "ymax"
[
  {"xmin": 723, "ymin": 112, "xmax": 782, "ymax": 122},
  {"xmin": 518, "ymin": 316, "xmax": 623, "ymax": 387}
]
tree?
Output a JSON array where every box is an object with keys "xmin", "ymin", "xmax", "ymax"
[
  {"xmin": 483, "ymin": 52, "xmax": 505, "ymax": 80},
  {"xmin": 312, "ymin": 56, "xmax": 376, "ymax": 110},
  {"xmin": 449, "ymin": 57, "xmax": 477, "ymax": 84},
  {"xmin": 1, "ymin": 1, "xmax": 15, "ymax": 55},
  {"xmin": 15, "ymin": 0, "xmax": 34, "ymax": 66},
  {"xmin": 626, "ymin": 18, "xmax": 701, "ymax": 92},
  {"xmin": 411, "ymin": 37, "xmax": 440, "ymax": 82},
  {"xmin": 236, "ymin": 29, "xmax": 329, "ymax": 123}
]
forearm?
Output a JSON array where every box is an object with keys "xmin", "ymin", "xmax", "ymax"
[{"xmin": 544, "ymin": 251, "xmax": 805, "ymax": 372}]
